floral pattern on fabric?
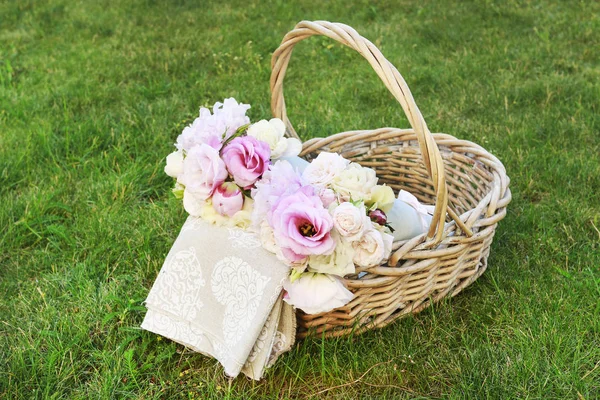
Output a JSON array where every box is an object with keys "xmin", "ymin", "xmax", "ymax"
[{"xmin": 211, "ymin": 256, "xmax": 270, "ymax": 346}]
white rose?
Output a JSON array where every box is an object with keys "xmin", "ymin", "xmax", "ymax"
[
  {"xmin": 352, "ymin": 228, "xmax": 394, "ymax": 268},
  {"xmin": 332, "ymin": 163, "xmax": 378, "ymax": 202},
  {"xmin": 332, "ymin": 202, "xmax": 370, "ymax": 241},
  {"xmin": 283, "ymin": 272, "xmax": 354, "ymax": 314},
  {"xmin": 247, "ymin": 118, "xmax": 302, "ymax": 159},
  {"xmin": 308, "ymin": 232, "xmax": 355, "ymax": 277},
  {"xmin": 164, "ymin": 150, "xmax": 184, "ymax": 178},
  {"xmin": 302, "ymin": 152, "xmax": 350, "ymax": 186},
  {"xmin": 183, "ymin": 189, "xmax": 206, "ymax": 217},
  {"xmin": 259, "ymin": 220, "xmax": 279, "ymax": 254}
]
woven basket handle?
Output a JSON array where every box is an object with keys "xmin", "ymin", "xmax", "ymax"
[{"xmin": 271, "ymin": 20, "xmax": 467, "ymax": 244}]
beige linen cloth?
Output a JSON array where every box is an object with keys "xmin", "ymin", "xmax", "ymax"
[{"xmin": 141, "ymin": 216, "xmax": 296, "ymax": 380}]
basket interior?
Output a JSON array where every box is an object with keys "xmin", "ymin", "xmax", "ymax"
[
  {"xmin": 304, "ymin": 131, "xmax": 495, "ymax": 222},
  {"xmin": 296, "ymin": 129, "xmax": 506, "ymax": 338}
]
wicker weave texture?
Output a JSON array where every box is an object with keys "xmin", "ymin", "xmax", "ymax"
[{"xmin": 270, "ymin": 21, "xmax": 511, "ymax": 338}]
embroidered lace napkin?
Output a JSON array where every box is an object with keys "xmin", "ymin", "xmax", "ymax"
[{"xmin": 141, "ymin": 216, "xmax": 295, "ymax": 379}]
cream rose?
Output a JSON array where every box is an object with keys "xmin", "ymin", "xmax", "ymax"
[
  {"xmin": 307, "ymin": 232, "xmax": 355, "ymax": 277},
  {"xmin": 332, "ymin": 163, "xmax": 378, "ymax": 202},
  {"xmin": 352, "ymin": 228, "xmax": 394, "ymax": 268},
  {"xmin": 259, "ymin": 220, "xmax": 279, "ymax": 254},
  {"xmin": 332, "ymin": 202, "xmax": 370, "ymax": 241},
  {"xmin": 164, "ymin": 150, "xmax": 184, "ymax": 178},
  {"xmin": 247, "ymin": 118, "xmax": 302, "ymax": 159},
  {"xmin": 302, "ymin": 152, "xmax": 350, "ymax": 186}
]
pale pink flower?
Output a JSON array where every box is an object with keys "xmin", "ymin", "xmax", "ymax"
[
  {"xmin": 222, "ymin": 136, "xmax": 271, "ymax": 188},
  {"xmin": 270, "ymin": 187, "xmax": 335, "ymax": 262},
  {"xmin": 179, "ymin": 144, "xmax": 227, "ymax": 201},
  {"xmin": 212, "ymin": 182, "xmax": 244, "ymax": 217}
]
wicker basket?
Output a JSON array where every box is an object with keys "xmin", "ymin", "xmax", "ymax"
[{"xmin": 270, "ymin": 21, "xmax": 511, "ymax": 339}]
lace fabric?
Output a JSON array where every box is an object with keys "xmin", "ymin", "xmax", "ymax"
[{"xmin": 142, "ymin": 216, "xmax": 296, "ymax": 379}]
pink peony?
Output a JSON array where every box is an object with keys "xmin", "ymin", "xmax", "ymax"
[
  {"xmin": 176, "ymin": 98, "xmax": 251, "ymax": 152},
  {"xmin": 222, "ymin": 136, "xmax": 271, "ymax": 188},
  {"xmin": 180, "ymin": 143, "xmax": 227, "ymax": 200},
  {"xmin": 212, "ymin": 182, "xmax": 244, "ymax": 217},
  {"xmin": 270, "ymin": 186, "xmax": 335, "ymax": 261},
  {"xmin": 251, "ymin": 160, "xmax": 304, "ymax": 229}
]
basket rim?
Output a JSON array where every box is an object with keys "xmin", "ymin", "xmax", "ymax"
[{"xmin": 299, "ymin": 127, "xmax": 512, "ymax": 270}]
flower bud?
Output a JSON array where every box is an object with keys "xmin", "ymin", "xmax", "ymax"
[
  {"xmin": 369, "ymin": 209, "xmax": 387, "ymax": 226},
  {"xmin": 212, "ymin": 182, "xmax": 244, "ymax": 217},
  {"xmin": 164, "ymin": 150, "xmax": 184, "ymax": 178},
  {"xmin": 318, "ymin": 188, "xmax": 337, "ymax": 208}
]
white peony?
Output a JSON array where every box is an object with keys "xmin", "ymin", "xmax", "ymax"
[
  {"xmin": 283, "ymin": 272, "xmax": 354, "ymax": 314},
  {"xmin": 302, "ymin": 152, "xmax": 350, "ymax": 186},
  {"xmin": 332, "ymin": 163, "xmax": 378, "ymax": 202},
  {"xmin": 165, "ymin": 150, "xmax": 184, "ymax": 178},
  {"xmin": 247, "ymin": 118, "xmax": 302, "ymax": 159},
  {"xmin": 352, "ymin": 228, "xmax": 394, "ymax": 268},
  {"xmin": 307, "ymin": 232, "xmax": 355, "ymax": 277},
  {"xmin": 332, "ymin": 202, "xmax": 370, "ymax": 241}
]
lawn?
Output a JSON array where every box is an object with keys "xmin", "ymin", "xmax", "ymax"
[{"xmin": 1, "ymin": 0, "xmax": 599, "ymax": 398}]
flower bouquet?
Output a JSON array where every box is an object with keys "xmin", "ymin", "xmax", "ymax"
[{"xmin": 142, "ymin": 98, "xmax": 433, "ymax": 379}]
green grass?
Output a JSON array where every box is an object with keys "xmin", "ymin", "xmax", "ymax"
[{"xmin": 1, "ymin": 0, "xmax": 599, "ymax": 398}]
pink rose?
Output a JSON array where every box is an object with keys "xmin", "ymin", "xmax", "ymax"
[
  {"xmin": 222, "ymin": 136, "xmax": 271, "ymax": 188},
  {"xmin": 180, "ymin": 144, "xmax": 227, "ymax": 200},
  {"xmin": 271, "ymin": 186, "xmax": 335, "ymax": 261},
  {"xmin": 212, "ymin": 182, "xmax": 244, "ymax": 217}
]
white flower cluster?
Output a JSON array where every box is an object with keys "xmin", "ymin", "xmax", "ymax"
[
  {"xmin": 252, "ymin": 152, "xmax": 397, "ymax": 315},
  {"xmin": 162, "ymin": 99, "xmax": 433, "ymax": 317},
  {"xmin": 302, "ymin": 152, "xmax": 395, "ymax": 270}
]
